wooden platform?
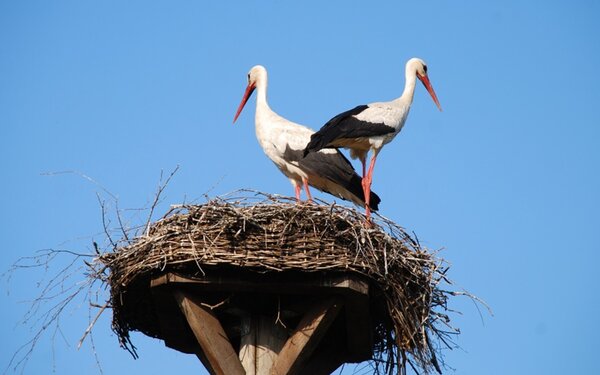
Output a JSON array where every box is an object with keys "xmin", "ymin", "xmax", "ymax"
[{"xmin": 148, "ymin": 271, "xmax": 373, "ymax": 375}]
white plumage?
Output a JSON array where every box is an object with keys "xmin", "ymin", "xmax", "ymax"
[
  {"xmin": 304, "ymin": 58, "xmax": 441, "ymax": 219},
  {"xmin": 233, "ymin": 65, "xmax": 380, "ymax": 210}
]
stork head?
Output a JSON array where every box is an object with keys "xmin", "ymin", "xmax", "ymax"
[
  {"xmin": 233, "ymin": 65, "xmax": 267, "ymax": 123},
  {"xmin": 407, "ymin": 58, "xmax": 442, "ymax": 111}
]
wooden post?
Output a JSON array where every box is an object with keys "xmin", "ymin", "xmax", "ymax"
[
  {"xmin": 270, "ymin": 298, "xmax": 343, "ymax": 375},
  {"xmin": 174, "ymin": 291, "xmax": 246, "ymax": 375},
  {"xmin": 239, "ymin": 317, "xmax": 256, "ymax": 375},
  {"xmin": 151, "ymin": 273, "xmax": 372, "ymax": 374},
  {"xmin": 239, "ymin": 315, "xmax": 287, "ymax": 375}
]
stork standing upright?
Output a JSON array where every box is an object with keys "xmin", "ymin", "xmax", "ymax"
[
  {"xmin": 303, "ymin": 58, "xmax": 442, "ymax": 220},
  {"xmin": 233, "ymin": 65, "xmax": 381, "ymax": 210}
]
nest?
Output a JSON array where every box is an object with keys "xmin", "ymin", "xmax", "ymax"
[{"xmin": 99, "ymin": 191, "xmax": 455, "ymax": 374}]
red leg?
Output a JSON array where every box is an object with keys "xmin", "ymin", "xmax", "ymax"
[
  {"xmin": 302, "ymin": 178, "xmax": 313, "ymax": 202},
  {"xmin": 359, "ymin": 155, "xmax": 368, "ymax": 212},
  {"xmin": 294, "ymin": 183, "xmax": 302, "ymax": 202},
  {"xmin": 363, "ymin": 153, "xmax": 378, "ymax": 222},
  {"xmin": 360, "ymin": 156, "xmax": 367, "ymax": 180}
]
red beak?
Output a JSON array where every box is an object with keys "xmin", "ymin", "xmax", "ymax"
[
  {"xmin": 233, "ymin": 83, "xmax": 256, "ymax": 123},
  {"xmin": 418, "ymin": 74, "xmax": 442, "ymax": 112}
]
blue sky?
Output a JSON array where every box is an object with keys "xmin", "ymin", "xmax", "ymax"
[{"xmin": 1, "ymin": 1, "xmax": 599, "ymax": 374}]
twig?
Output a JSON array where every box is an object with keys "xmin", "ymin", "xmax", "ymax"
[
  {"xmin": 41, "ymin": 170, "xmax": 118, "ymax": 201},
  {"xmin": 78, "ymin": 302, "xmax": 109, "ymax": 349},
  {"xmin": 200, "ymin": 298, "xmax": 229, "ymax": 310},
  {"xmin": 115, "ymin": 200, "xmax": 129, "ymax": 243},
  {"xmin": 275, "ymin": 296, "xmax": 288, "ymax": 329},
  {"xmin": 144, "ymin": 165, "xmax": 180, "ymax": 236},
  {"xmin": 97, "ymin": 194, "xmax": 116, "ymax": 249}
]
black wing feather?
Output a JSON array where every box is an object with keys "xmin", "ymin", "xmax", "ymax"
[
  {"xmin": 285, "ymin": 145, "xmax": 381, "ymax": 211},
  {"xmin": 303, "ymin": 104, "xmax": 395, "ymax": 156}
]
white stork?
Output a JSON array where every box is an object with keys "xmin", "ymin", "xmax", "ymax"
[
  {"xmin": 233, "ymin": 65, "xmax": 381, "ymax": 210},
  {"xmin": 303, "ymin": 57, "xmax": 441, "ymax": 220}
]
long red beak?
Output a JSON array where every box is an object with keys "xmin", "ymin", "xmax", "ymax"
[
  {"xmin": 233, "ymin": 83, "xmax": 256, "ymax": 123},
  {"xmin": 418, "ymin": 74, "xmax": 442, "ymax": 111}
]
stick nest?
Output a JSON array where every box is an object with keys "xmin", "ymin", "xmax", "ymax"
[{"xmin": 99, "ymin": 191, "xmax": 456, "ymax": 374}]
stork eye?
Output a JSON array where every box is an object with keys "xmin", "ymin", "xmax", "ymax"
[
  {"xmin": 247, "ymin": 73, "xmax": 250, "ymax": 81},
  {"xmin": 423, "ymin": 65, "xmax": 428, "ymax": 73}
]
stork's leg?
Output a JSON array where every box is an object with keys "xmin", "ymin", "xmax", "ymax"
[
  {"xmin": 359, "ymin": 154, "xmax": 368, "ymax": 211},
  {"xmin": 360, "ymin": 156, "xmax": 367, "ymax": 180},
  {"xmin": 363, "ymin": 152, "xmax": 378, "ymax": 222},
  {"xmin": 294, "ymin": 183, "xmax": 302, "ymax": 202},
  {"xmin": 302, "ymin": 178, "xmax": 313, "ymax": 203}
]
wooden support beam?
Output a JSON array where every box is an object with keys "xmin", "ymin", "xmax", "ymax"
[
  {"xmin": 195, "ymin": 352, "xmax": 216, "ymax": 375},
  {"xmin": 270, "ymin": 298, "xmax": 343, "ymax": 375},
  {"xmin": 299, "ymin": 324, "xmax": 347, "ymax": 375},
  {"xmin": 152, "ymin": 273, "xmax": 369, "ymax": 297},
  {"xmin": 239, "ymin": 315, "xmax": 287, "ymax": 375},
  {"xmin": 239, "ymin": 317, "xmax": 257, "ymax": 375},
  {"xmin": 151, "ymin": 273, "xmax": 373, "ymax": 373},
  {"xmin": 174, "ymin": 290, "xmax": 245, "ymax": 375}
]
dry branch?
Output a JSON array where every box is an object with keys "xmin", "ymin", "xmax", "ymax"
[{"xmin": 3, "ymin": 167, "xmax": 181, "ymax": 374}]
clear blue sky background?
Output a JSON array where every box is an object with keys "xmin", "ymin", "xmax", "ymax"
[{"xmin": 1, "ymin": 1, "xmax": 599, "ymax": 374}]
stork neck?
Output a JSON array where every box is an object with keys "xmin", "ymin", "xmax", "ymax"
[
  {"xmin": 254, "ymin": 79, "xmax": 273, "ymax": 124},
  {"xmin": 255, "ymin": 81, "xmax": 272, "ymax": 118},
  {"xmin": 396, "ymin": 70, "xmax": 417, "ymax": 105}
]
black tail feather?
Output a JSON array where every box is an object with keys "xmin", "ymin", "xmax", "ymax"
[
  {"xmin": 347, "ymin": 174, "xmax": 381, "ymax": 211},
  {"xmin": 369, "ymin": 190, "xmax": 381, "ymax": 211}
]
